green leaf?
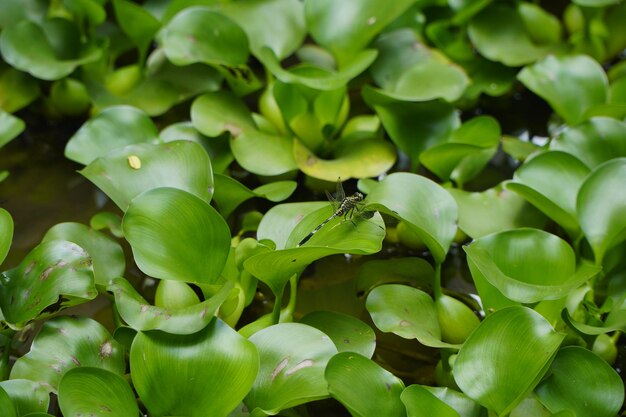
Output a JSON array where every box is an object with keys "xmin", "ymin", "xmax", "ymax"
[
  {"xmin": 305, "ymin": 0, "xmax": 418, "ymax": 64},
  {"xmin": 0, "ymin": 19, "xmax": 101, "ymax": 80},
  {"xmin": 366, "ymin": 284, "xmax": 459, "ymax": 348},
  {"xmin": 420, "ymin": 116, "xmax": 500, "ymax": 186},
  {"xmin": 447, "ymin": 184, "xmax": 546, "ymax": 239},
  {"xmin": 112, "ymin": 0, "xmax": 160, "ymax": 62},
  {"xmin": 0, "ymin": 240, "xmax": 96, "ymax": 327},
  {"xmin": 108, "ymin": 277, "xmax": 233, "ymax": 334},
  {"xmin": 131, "ymin": 318, "xmax": 258, "ymax": 417},
  {"xmin": 404, "ymin": 386, "xmax": 483, "ymax": 417},
  {"xmin": 65, "ymin": 105, "xmax": 159, "ymax": 166},
  {"xmin": 454, "ymin": 307, "xmax": 565, "ymax": 415},
  {"xmin": 219, "ymin": 0, "xmax": 306, "ymax": 60},
  {"xmin": 0, "ymin": 380, "xmax": 49, "ymax": 415},
  {"xmin": 0, "ymin": 67, "xmax": 40, "ymax": 113},
  {"xmin": 293, "ymin": 136, "xmax": 396, "ymax": 182},
  {"xmin": 300, "ymin": 311, "xmax": 376, "ymax": 358},
  {"xmin": 245, "ymin": 323, "xmax": 337, "ymax": 414},
  {"xmin": 401, "ymin": 385, "xmax": 459, "ymax": 417},
  {"xmin": 550, "ymin": 117, "xmax": 626, "ymax": 169},
  {"xmin": 355, "ymin": 257, "xmax": 435, "ymax": 296},
  {"xmin": 89, "ymin": 212, "xmax": 123, "ymax": 238},
  {"xmin": 42, "ymin": 222, "xmax": 125, "ymax": 286},
  {"xmin": 371, "ymin": 29, "xmax": 469, "ymax": 102},
  {"xmin": 191, "ymin": 91, "xmax": 297, "ymax": 176},
  {"xmin": 536, "ymin": 347, "xmax": 624, "ymax": 417},
  {"xmin": 159, "ymin": 121, "xmax": 233, "ymax": 174},
  {"xmin": 577, "ymin": 158, "xmax": 626, "ymax": 264},
  {"xmin": 326, "ymin": 352, "xmax": 405, "ymax": 417},
  {"xmin": 258, "ymin": 47, "xmax": 377, "ymax": 91},
  {"xmin": 123, "ymin": 187, "xmax": 231, "ymax": 284},
  {"xmin": 63, "ymin": 0, "xmax": 106, "ymax": 26},
  {"xmin": 0, "ymin": 208, "xmax": 13, "ymax": 266},
  {"xmin": 10, "ymin": 316, "xmax": 126, "ymax": 390},
  {"xmin": 0, "ymin": 387, "xmax": 16, "ymax": 417},
  {"xmin": 244, "ymin": 203, "xmax": 384, "ymax": 295},
  {"xmin": 518, "ymin": 55, "xmax": 608, "ymax": 125},
  {"xmin": 363, "ymin": 87, "xmax": 460, "ymax": 169},
  {"xmin": 465, "ymin": 228, "xmax": 600, "ymax": 304},
  {"xmin": 58, "ymin": 367, "xmax": 139, "ymax": 417},
  {"xmin": 468, "ymin": 3, "xmax": 555, "ymax": 66},
  {"xmin": 364, "ymin": 172, "xmax": 458, "ymax": 264},
  {"xmin": 0, "ymin": 0, "xmax": 47, "ymax": 28},
  {"xmin": 161, "ymin": 7, "xmax": 249, "ymax": 67},
  {"xmin": 0, "ymin": 110, "xmax": 25, "ymax": 149},
  {"xmin": 81, "ymin": 140, "xmax": 213, "ymax": 211},
  {"xmin": 212, "ymin": 174, "xmax": 297, "ymax": 218},
  {"xmin": 506, "ymin": 151, "xmax": 590, "ymax": 238}
]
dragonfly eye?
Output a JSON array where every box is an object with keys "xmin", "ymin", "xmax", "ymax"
[{"xmin": 355, "ymin": 192, "xmax": 364, "ymax": 200}]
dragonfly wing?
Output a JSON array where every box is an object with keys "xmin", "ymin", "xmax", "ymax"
[{"xmin": 335, "ymin": 177, "xmax": 345, "ymax": 202}]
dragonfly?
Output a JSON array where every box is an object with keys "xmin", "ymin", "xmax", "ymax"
[{"xmin": 297, "ymin": 178, "xmax": 374, "ymax": 247}]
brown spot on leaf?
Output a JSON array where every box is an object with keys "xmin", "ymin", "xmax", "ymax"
[
  {"xmin": 399, "ymin": 320, "xmax": 413, "ymax": 327},
  {"xmin": 306, "ymin": 155, "xmax": 318, "ymax": 166},
  {"xmin": 285, "ymin": 359, "xmax": 314, "ymax": 376},
  {"xmin": 100, "ymin": 341, "xmax": 113, "ymax": 358},
  {"xmin": 24, "ymin": 261, "xmax": 36, "ymax": 275},
  {"xmin": 224, "ymin": 123, "xmax": 242, "ymax": 137},
  {"xmin": 40, "ymin": 266, "xmax": 54, "ymax": 281},
  {"xmin": 70, "ymin": 356, "xmax": 81, "ymax": 366},
  {"xmin": 271, "ymin": 357, "xmax": 289, "ymax": 381}
]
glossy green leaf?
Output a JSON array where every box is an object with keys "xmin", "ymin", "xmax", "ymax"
[
  {"xmin": 326, "ymin": 352, "xmax": 405, "ymax": 417},
  {"xmin": 518, "ymin": 55, "xmax": 608, "ymax": 125},
  {"xmin": 420, "ymin": 116, "xmax": 499, "ymax": 185},
  {"xmin": 87, "ymin": 53, "xmax": 224, "ymax": 117},
  {"xmin": 42, "ymin": 222, "xmax": 124, "ymax": 286},
  {"xmin": 131, "ymin": 318, "xmax": 258, "ymax": 417},
  {"xmin": 536, "ymin": 347, "xmax": 624, "ymax": 417},
  {"xmin": 159, "ymin": 121, "xmax": 233, "ymax": 174},
  {"xmin": 212, "ymin": 174, "xmax": 296, "ymax": 217},
  {"xmin": 58, "ymin": 367, "xmax": 138, "ymax": 417},
  {"xmin": 65, "ymin": 105, "xmax": 159, "ymax": 165},
  {"xmin": 0, "ymin": 110, "xmax": 25, "ymax": 149},
  {"xmin": 577, "ymin": 158, "xmax": 626, "ymax": 264},
  {"xmin": 245, "ymin": 323, "xmax": 337, "ymax": 414},
  {"xmin": 506, "ymin": 151, "xmax": 590, "ymax": 237},
  {"xmin": 63, "ymin": 0, "xmax": 106, "ymax": 26},
  {"xmin": 89, "ymin": 212, "xmax": 123, "ymax": 238},
  {"xmin": 112, "ymin": 0, "xmax": 160, "ymax": 62},
  {"xmin": 219, "ymin": 0, "xmax": 306, "ymax": 60},
  {"xmin": 371, "ymin": 29, "xmax": 469, "ymax": 102},
  {"xmin": 0, "ymin": 208, "xmax": 13, "ymax": 266},
  {"xmin": 155, "ymin": 279, "xmax": 199, "ymax": 308},
  {"xmin": 363, "ymin": 87, "xmax": 460, "ymax": 169},
  {"xmin": 0, "ymin": 19, "xmax": 101, "ymax": 80},
  {"xmin": 550, "ymin": 117, "xmax": 626, "ymax": 169},
  {"xmin": 0, "ymin": 240, "xmax": 96, "ymax": 327},
  {"xmin": 123, "ymin": 187, "xmax": 231, "ymax": 284},
  {"xmin": 454, "ymin": 307, "xmax": 565, "ymax": 415},
  {"xmin": 401, "ymin": 385, "xmax": 459, "ymax": 417},
  {"xmin": 0, "ymin": 379, "xmax": 49, "ymax": 416},
  {"xmin": 364, "ymin": 173, "xmax": 458, "ymax": 264},
  {"xmin": 108, "ymin": 277, "xmax": 233, "ymax": 334},
  {"xmin": 10, "ymin": 316, "xmax": 125, "ymax": 390},
  {"xmin": 305, "ymin": 0, "xmax": 417, "ymax": 64},
  {"xmin": 562, "ymin": 304, "xmax": 626, "ymax": 335},
  {"xmin": 355, "ymin": 257, "xmax": 435, "ymax": 296},
  {"xmin": 447, "ymin": 184, "xmax": 546, "ymax": 239},
  {"xmin": 81, "ymin": 140, "xmax": 213, "ymax": 211},
  {"xmin": 293, "ymin": 136, "xmax": 396, "ymax": 182},
  {"xmin": 0, "ymin": 67, "xmax": 40, "ymax": 113},
  {"xmin": 191, "ymin": 91, "xmax": 297, "ymax": 176},
  {"xmin": 300, "ymin": 311, "xmax": 376, "ymax": 358},
  {"xmin": 407, "ymin": 386, "xmax": 483, "ymax": 417},
  {"xmin": 465, "ymin": 229, "xmax": 599, "ymax": 304},
  {"xmin": 468, "ymin": 4, "xmax": 555, "ymax": 66},
  {"xmin": 0, "ymin": 386, "xmax": 16, "ymax": 417},
  {"xmin": 366, "ymin": 284, "xmax": 459, "ymax": 348},
  {"xmin": 573, "ymin": 0, "xmax": 620, "ymax": 5},
  {"xmin": 161, "ymin": 7, "xmax": 249, "ymax": 67},
  {"xmin": 244, "ymin": 203, "xmax": 384, "ymax": 295},
  {"xmin": 258, "ymin": 47, "xmax": 377, "ymax": 91}
]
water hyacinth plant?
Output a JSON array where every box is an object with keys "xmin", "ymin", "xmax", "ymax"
[{"xmin": 1, "ymin": 0, "xmax": 626, "ymax": 416}]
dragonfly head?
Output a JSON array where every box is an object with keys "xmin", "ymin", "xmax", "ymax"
[{"xmin": 354, "ymin": 192, "xmax": 364, "ymax": 201}]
